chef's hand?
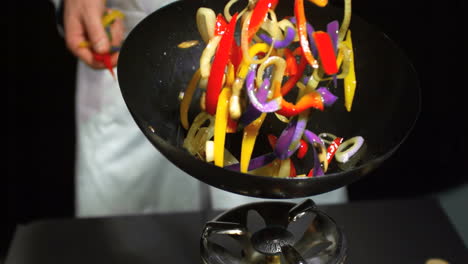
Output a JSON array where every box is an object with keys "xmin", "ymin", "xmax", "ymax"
[{"xmin": 63, "ymin": 0, "xmax": 124, "ymax": 69}]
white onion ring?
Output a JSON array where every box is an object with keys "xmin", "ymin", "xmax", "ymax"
[
  {"xmin": 255, "ymin": 56, "xmax": 286, "ymax": 90},
  {"xmin": 205, "ymin": 141, "xmax": 214, "ymax": 162},
  {"xmin": 196, "ymin": 8, "xmax": 216, "ymax": 43},
  {"xmin": 319, "ymin": 132, "xmax": 337, "ymax": 145},
  {"xmin": 199, "ymin": 36, "xmax": 221, "ymax": 78},
  {"xmin": 338, "ymin": 0, "xmax": 352, "ymax": 42},
  {"xmin": 223, "ymin": 0, "xmax": 238, "ymax": 21},
  {"xmin": 335, "ymin": 136, "xmax": 364, "ymax": 163}
]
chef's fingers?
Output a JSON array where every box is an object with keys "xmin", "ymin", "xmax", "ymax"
[
  {"xmin": 82, "ymin": 2, "xmax": 110, "ymax": 54},
  {"xmin": 110, "ymin": 52, "xmax": 120, "ymax": 68},
  {"xmin": 63, "ymin": 0, "xmax": 106, "ymax": 69},
  {"xmin": 109, "ymin": 15, "xmax": 125, "ymax": 67}
]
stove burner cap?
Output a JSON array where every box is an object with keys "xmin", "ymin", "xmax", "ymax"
[{"xmin": 251, "ymin": 226, "xmax": 295, "ymax": 255}]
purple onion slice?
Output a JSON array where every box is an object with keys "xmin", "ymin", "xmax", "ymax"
[
  {"xmin": 316, "ymin": 87, "xmax": 338, "ymax": 107},
  {"xmin": 225, "ymin": 152, "xmax": 276, "ymax": 171},
  {"xmin": 258, "ymin": 26, "xmax": 296, "ymax": 49}
]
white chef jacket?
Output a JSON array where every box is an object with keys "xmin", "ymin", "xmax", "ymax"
[{"xmin": 52, "ymin": 0, "xmax": 348, "ymax": 217}]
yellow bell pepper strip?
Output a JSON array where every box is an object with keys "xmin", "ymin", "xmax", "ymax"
[
  {"xmin": 78, "ymin": 41, "xmax": 120, "ymax": 53},
  {"xmin": 294, "ymin": 0, "xmax": 318, "ymax": 68},
  {"xmin": 225, "ymin": 62, "xmax": 235, "ymax": 87},
  {"xmin": 308, "ymin": 0, "xmax": 328, "ymax": 7},
  {"xmin": 78, "ymin": 41, "xmax": 91, "ymax": 48},
  {"xmin": 206, "ymin": 13, "xmax": 239, "ymax": 115},
  {"xmin": 237, "ymin": 43, "xmax": 271, "ymax": 79},
  {"xmin": 248, "ymin": 0, "xmax": 279, "ymax": 42},
  {"xmin": 214, "ymin": 87, "xmax": 232, "ymax": 167},
  {"xmin": 335, "ymin": 44, "xmax": 344, "ymax": 70},
  {"xmin": 313, "ymin": 31, "xmax": 338, "ymax": 75},
  {"xmin": 180, "ymin": 69, "xmax": 201, "ymax": 130},
  {"xmin": 79, "ymin": 9, "xmax": 125, "ymax": 49},
  {"xmin": 240, "ymin": 113, "xmax": 267, "ymax": 173},
  {"xmin": 225, "ymin": 64, "xmax": 238, "ymax": 133},
  {"xmin": 343, "ymin": 30, "xmax": 357, "ymax": 112},
  {"xmin": 102, "ymin": 9, "xmax": 125, "ymax": 27}
]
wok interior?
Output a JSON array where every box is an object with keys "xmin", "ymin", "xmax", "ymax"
[{"xmin": 117, "ymin": 0, "xmax": 420, "ymax": 198}]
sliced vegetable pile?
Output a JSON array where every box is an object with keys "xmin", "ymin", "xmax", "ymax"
[{"xmin": 179, "ymin": 0, "xmax": 364, "ymax": 178}]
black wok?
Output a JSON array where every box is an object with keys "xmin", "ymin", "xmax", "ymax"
[{"xmin": 117, "ymin": 0, "xmax": 420, "ymax": 198}]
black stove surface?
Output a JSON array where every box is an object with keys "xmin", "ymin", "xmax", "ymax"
[{"xmin": 6, "ymin": 198, "xmax": 467, "ymax": 264}]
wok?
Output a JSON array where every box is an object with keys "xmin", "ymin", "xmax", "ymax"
[{"xmin": 117, "ymin": 0, "xmax": 420, "ymax": 198}]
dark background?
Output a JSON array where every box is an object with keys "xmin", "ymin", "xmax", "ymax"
[{"xmin": 6, "ymin": 0, "xmax": 466, "ymax": 260}]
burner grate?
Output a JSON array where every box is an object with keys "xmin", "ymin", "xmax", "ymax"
[{"xmin": 201, "ymin": 199, "xmax": 347, "ymax": 264}]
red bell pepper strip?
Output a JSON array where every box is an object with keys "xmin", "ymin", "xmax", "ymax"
[
  {"xmin": 267, "ymin": 134, "xmax": 278, "ymax": 149},
  {"xmin": 276, "ymin": 91, "xmax": 324, "ymax": 117},
  {"xmin": 284, "ymin": 48, "xmax": 298, "ymax": 77},
  {"xmin": 280, "ymin": 47, "xmax": 307, "ymax": 95},
  {"xmin": 93, "ymin": 52, "xmax": 115, "ymax": 79},
  {"xmin": 313, "ymin": 31, "xmax": 338, "ymax": 75},
  {"xmin": 273, "ymin": 48, "xmax": 323, "ymax": 117},
  {"xmin": 326, "ymin": 137, "xmax": 343, "ymax": 163},
  {"xmin": 297, "ymin": 139, "xmax": 308, "ymax": 159},
  {"xmin": 206, "ymin": 13, "xmax": 238, "ymax": 115},
  {"xmin": 307, "ymin": 168, "xmax": 314, "ymax": 177},
  {"xmin": 248, "ymin": 0, "xmax": 279, "ymax": 41},
  {"xmin": 230, "ymin": 40, "xmax": 243, "ymax": 72},
  {"xmin": 294, "ymin": 0, "xmax": 318, "ymax": 68},
  {"xmin": 214, "ymin": 14, "xmax": 228, "ymax": 36}
]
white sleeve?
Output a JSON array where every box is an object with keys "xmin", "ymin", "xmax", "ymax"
[
  {"xmin": 49, "ymin": 0, "xmax": 65, "ymax": 36},
  {"xmin": 49, "ymin": 0, "xmax": 61, "ymax": 9}
]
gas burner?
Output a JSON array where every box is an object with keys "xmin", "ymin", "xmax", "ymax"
[{"xmin": 201, "ymin": 199, "xmax": 347, "ymax": 264}]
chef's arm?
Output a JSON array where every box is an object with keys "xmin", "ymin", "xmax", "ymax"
[{"xmin": 49, "ymin": 0, "xmax": 124, "ymax": 69}]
